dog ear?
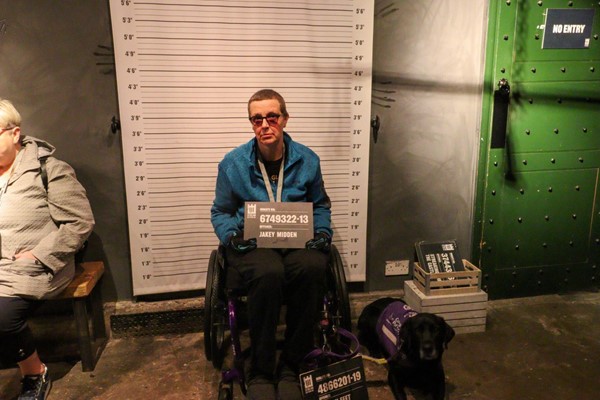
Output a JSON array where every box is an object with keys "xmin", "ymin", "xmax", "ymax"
[
  {"xmin": 442, "ymin": 319, "xmax": 455, "ymax": 349},
  {"xmin": 398, "ymin": 316, "xmax": 413, "ymax": 353}
]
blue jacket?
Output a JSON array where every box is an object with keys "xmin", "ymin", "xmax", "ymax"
[{"xmin": 211, "ymin": 133, "xmax": 332, "ymax": 244}]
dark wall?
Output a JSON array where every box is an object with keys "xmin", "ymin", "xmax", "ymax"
[
  {"xmin": 366, "ymin": 0, "xmax": 487, "ymax": 291},
  {"xmin": 0, "ymin": 1, "xmax": 131, "ymax": 300}
]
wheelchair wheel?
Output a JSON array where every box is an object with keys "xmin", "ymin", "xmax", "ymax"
[
  {"xmin": 329, "ymin": 245, "xmax": 352, "ymax": 331},
  {"xmin": 204, "ymin": 250, "xmax": 219, "ymax": 361},
  {"xmin": 204, "ymin": 249, "xmax": 228, "ymax": 368}
]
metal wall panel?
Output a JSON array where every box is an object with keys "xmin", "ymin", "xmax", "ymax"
[{"xmin": 474, "ymin": 0, "xmax": 600, "ymax": 298}]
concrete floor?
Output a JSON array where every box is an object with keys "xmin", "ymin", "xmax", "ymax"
[{"xmin": 1, "ymin": 290, "xmax": 599, "ymax": 400}]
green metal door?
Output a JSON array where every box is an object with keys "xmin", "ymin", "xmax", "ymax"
[{"xmin": 473, "ymin": 0, "xmax": 600, "ymax": 299}]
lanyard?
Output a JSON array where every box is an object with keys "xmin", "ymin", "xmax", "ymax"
[{"xmin": 257, "ymin": 145, "xmax": 285, "ymax": 203}]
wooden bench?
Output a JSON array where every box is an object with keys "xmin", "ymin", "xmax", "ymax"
[{"xmin": 51, "ymin": 261, "xmax": 107, "ymax": 372}]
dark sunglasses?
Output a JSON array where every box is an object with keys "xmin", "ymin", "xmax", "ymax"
[{"xmin": 249, "ymin": 113, "xmax": 281, "ymax": 127}]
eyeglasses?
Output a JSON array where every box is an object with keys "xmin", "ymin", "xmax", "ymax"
[
  {"xmin": 249, "ymin": 113, "xmax": 281, "ymax": 127},
  {"xmin": 0, "ymin": 126, "xmax": 15, "ymax": 134}
]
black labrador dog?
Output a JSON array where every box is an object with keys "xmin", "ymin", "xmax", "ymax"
[{"xmin": 357, "ymin": 297, "xmax": 455, "ymax": 400}]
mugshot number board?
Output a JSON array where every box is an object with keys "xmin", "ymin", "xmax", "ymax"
[{"xmin": 110, "ymin": 0, "xmax": 373, "ymax": 295}]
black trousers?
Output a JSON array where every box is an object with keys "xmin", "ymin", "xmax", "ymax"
[
  {"xmin": 0, "ymin": 296, "xmax": 42, "ymax": 365},
  {"xmin": 224, "ymin": 247, "xmax": 329, "ymax": 382}
]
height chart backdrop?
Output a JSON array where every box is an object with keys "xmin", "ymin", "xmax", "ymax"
[{"xmin": 109, "ymin": 0, "xmax": 373, "ymax": 295}]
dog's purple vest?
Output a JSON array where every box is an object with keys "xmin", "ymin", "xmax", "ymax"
[{"xmin": 376, "ymin": 301, "xmax": 418, "ymax": 357}]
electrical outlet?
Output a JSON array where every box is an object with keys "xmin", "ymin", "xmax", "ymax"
[{"xmin": 385, "ymin": 260, "xmax": 410, "ymax": 276}]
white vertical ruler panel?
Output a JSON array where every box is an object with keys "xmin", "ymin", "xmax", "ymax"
[{"xmin": 110, "ymin": 0, "xmax": 373, "ymax": 295}]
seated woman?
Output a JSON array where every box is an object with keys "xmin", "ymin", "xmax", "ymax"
[
  {"xmin": 211, "ymin": 89, "xmax": 332, "ymax": 400},
  {"xmin": 0, "ymin": 99, "xmax": 95, "ymax": 400}
]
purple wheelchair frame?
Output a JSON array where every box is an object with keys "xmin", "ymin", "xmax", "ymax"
[
  {"xmin": 219, "ymin": 295, "xmax": 358, "ymax": 397},
  {"xmin": 219, "ymin": 295, "xmax": 247, "ymax": 396}
]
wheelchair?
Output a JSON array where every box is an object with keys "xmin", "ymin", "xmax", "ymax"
[{"xmin": 204, "ymin": 244, "xmax": 353, "ymax": 400}]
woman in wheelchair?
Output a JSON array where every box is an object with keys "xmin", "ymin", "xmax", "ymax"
[{"xmin": 210, "ymin": 89, "xmax": 333, "ymax": 400}]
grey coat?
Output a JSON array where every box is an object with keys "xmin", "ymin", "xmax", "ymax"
[{"xmin": 0, "ymin": 136, "xmax": 95, "ymax": 299}]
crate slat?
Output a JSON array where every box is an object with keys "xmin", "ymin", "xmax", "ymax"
[{"xmin": 413, "ymin": 259, "xmax": 481, "ymax": 296}]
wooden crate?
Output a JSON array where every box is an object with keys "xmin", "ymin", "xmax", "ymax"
[
  {"xmin": 413, "ymin": 259, "xmax": 481, "ymax": 296},
  {"xmin": 404, "ymin": 280, "xmax": 487, "ymax": 334}
]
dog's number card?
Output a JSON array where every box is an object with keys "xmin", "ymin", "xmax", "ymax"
[{"xmin": 300, "ymin": 356, "xmax": 369, "ymax": 400}]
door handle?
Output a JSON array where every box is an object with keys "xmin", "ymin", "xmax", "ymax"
[
  {"xmin": 371, "ymin": 115, "xmax": 380, "ymax": 143},
  {"xmin": 491, "ymin": 78, "xmax": 510, "ymax": 148},
  {"xmin": 111, "ymin": 116, "xmax": 121, "ymax": 134},
  {"xmin": 497, "ymin": 78, "xmax": 510, "ymax": 95}
]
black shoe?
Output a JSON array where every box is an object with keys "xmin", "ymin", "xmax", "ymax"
[
  {"xmin": 246, "ymin": 376, "xmax": 277, "ymax": 400},
  {"xmin": 19, "ymin": 365, "xmax": 52, "ymax": 400},
  {"xmin": 276, "ymin": 363, "xmax": 302, "ymax": 400},
  {"xmin": 277, "ymin": 377, "xmax": 302, "ymax": 400}
]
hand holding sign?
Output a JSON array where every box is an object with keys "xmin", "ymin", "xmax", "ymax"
[
  {"xmin": 306, "ymin": 232, "xmax": 331, "ymax": 253},
  {"xmin": 229, "ymin": 231, "xmax": 257, "ymax": 254}
]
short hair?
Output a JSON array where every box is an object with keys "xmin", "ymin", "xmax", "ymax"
[
  {"xmin": 248, "ymin": 89, "xmax": 289, "ymax": 118},
  {"xmin": 0, "ymin": 99, "xmax": 22, "ymax": 128}
]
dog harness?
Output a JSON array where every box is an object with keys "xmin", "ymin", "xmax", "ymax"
[{"xmin": 376, "ymin": 301, "xmax": 418, "ymax": 357}]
